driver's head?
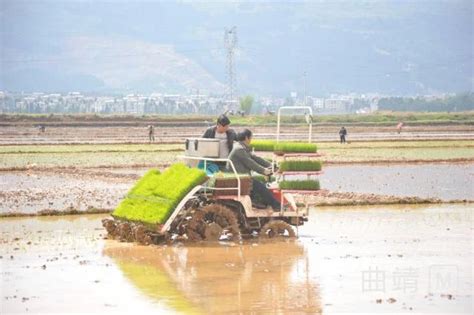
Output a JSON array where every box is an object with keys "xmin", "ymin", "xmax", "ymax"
[
  {"xmin": 237, "ymin": 129, "xmax": 253, "ymax": 145},
  {"xmin": 216, "ymin": 115, "xmax": 231, "ymax": 133}
]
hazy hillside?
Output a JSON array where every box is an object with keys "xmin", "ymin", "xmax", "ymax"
[{"xmin": 1, "ymin": 0, "xmax": 472, "ymax": 96}]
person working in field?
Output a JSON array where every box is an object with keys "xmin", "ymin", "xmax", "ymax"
[
  {"xmin": 202, "ymin": 114, "xmax": 237, "ymax": 170},
  {"xmin": 226, "ymin": 129, "xmax": 282, "ymax": 211},
  {"xmin": 396, "ymin": 122, "xmax": 404, "ymax": 134},
  {"xmin": 147, "ymin": 125, "xmax": 155, "ymax": 143},
  {"xmin": 339, "ymin": 126, "xmax": 347, "ymax": 144}
]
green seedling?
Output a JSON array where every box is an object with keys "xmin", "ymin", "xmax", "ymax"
[
  {"xmin": 113, "ymin": 163, "xmax": 207, "ymax": 225},
  {"xmin": 279, "ymin": 179, "xmax": 321, "ymax": 191},
  {"xmin": 274, "ymin": 142, "xmax": 317, "ymax": 154},
  {"xmin": 279, "ymin": 160, "xmax": 322, "ymax": 172}
]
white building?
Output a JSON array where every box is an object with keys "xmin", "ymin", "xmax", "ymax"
[{"xmin": 324, "ymin": 99, "xmax": 349, "ymax": 111}]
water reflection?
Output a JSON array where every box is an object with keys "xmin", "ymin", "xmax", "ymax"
[{"xmin": 104, "ymin": 241, "xmax": 321, "ymax": 314}]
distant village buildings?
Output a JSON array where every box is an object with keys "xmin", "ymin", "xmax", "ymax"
[
  {"xmin": 3, "ymin": 90, "xmax": 457, "ymax": 115},
  {"xmin": 0, "ymin": 92, "xmax": 229, "ymax": 115}
]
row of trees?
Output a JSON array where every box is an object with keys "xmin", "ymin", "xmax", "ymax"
[
  {"xmin": 239, "ymin": 95, "xmax": 254, "ymax": 115},
  {"xmin": 378, "ymin": 93, "xmax": 473, "ymax": 112}
]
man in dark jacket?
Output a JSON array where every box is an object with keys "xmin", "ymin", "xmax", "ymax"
[
  {"xmin": 339, "ymin": 126, "xmax": 347, "ymax": 144},
  {"xmin": 202, "ymin": 114, "xmax": 237, "ymax": 156},
  {"xmin": 202, "ymin": 115, "xmax": 237, "ymax": 171},
  {"xmin": 227, "ymin": 129, "xmax": 281, "ymax": 211}
]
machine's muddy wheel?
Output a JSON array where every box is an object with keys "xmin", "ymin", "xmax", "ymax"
[
  {"xmin": 260, "ymin": 220, "xmax": 296, "ymax": 238},
  {"xmin": 186, "ymin": 204, "xmax": 240, "ymax": 241},
  {"xmin": 102, "ymin": 218, "xmax": 117, "ymax": 238},
  {"xmin": 169, "ymin": 213, "xmax": 195, "ymax": 240}
]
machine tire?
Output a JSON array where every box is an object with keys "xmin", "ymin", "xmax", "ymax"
[
  {"xmin": 260, "ymin": 220, "xmax": 296, "ymax": 238},
  {"xmin": 186, "ymin": 204, "xmax": 240, "ymax": 241}
]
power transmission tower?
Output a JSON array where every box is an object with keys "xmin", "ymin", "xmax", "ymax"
[
  {"xmin": 303, "ymin": 71, "xmax": 307, "ymax": 106},
  {"xmin": 224, "ymin": 26, "xmax": 237, "ymax": 110}
]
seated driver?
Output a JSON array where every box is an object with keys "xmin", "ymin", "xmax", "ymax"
[{"xmin": 226, "ymin": 129, "xmax": 282, "ymax": 211}]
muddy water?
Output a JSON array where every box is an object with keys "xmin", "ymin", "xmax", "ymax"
[
  {"xmin": 299, "ymin": 204, "xmax": 473, "ymax": 314},
  {"xmin": 0, "ymin": 214, "xmax": 168, "ymax": 313},
  {"xmin": 320, "ymin": 163, "xmax": 474, "ymax": 200},
  {"xmin": 1, "ymin": 204, "xmax": 472, "ymax": 314}
]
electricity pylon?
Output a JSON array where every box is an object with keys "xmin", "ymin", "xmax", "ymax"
[{"xmin": 224, "ymin": 26, "xmax": 237, "ymax": 110}]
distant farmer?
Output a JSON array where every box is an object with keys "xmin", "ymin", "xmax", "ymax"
[
  {"xmin": 38, "ymin": 125, "xmax": 46, "ymax": 134},
  {"xmin": 227, "ymin": 129, "xmax": 281, "ymax": 211},
  {"xmin": 339, "ymin": 126, "xmax": 347, "ymax": 144},
  {"xmin": 202, "ymin": 114, "xmax": 237, "ymax": 169},
  {"xmin": 147, "ymin": 125, "xmax": 155, "ymax": 143},
  {"xmin": 396, "ymin": 122, "xmax": 404, "ymax": 134}
]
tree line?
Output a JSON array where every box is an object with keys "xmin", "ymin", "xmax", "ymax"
[{"xmin": 378, "ymin": 92, "xmax": 474, "ymax": 112}]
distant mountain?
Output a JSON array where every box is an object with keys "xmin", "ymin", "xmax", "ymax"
[
  {"xmin": 1, "ymin": 0, "xmax": 472, "ymax": 96},
  {"xmin": 1, "ymin": 35, "xmax": 226, "ymax": 94}
]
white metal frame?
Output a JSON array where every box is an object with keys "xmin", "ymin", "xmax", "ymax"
[
  {"xmin": 276, "ymin": 106, "xmax": 313, "ymax": 143},
  {"xmin": 274, "ymin": 106, "xmax": 315, "ymax": 216},
  {"xmin": 160, "ymin": 155, "xmax": 243, "ymax": 234},
  {"xmin": 160, "ymin": 185, "xmax": 203, "ymax": 234}
]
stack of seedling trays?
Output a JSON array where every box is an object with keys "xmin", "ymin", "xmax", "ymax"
[
  {"xmin": 251, "ymin": 140, "xmax": 323, "ymax": 209},
  {"xmin": 274, "ymin": 143, "xmax": 322, "ymax": 193},
  {"xmin": 112, "ymin": 163, "xmax": 208, "ymax": 229},
  {"xmin": 103, "ymin": 163, "xmax": 208, "ymax": 244}
]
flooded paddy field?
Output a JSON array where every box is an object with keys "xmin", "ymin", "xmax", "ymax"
[
  {"xmin": 321, "ymin": 163, "xmax": 474, "ymax": 201},
  {"xmin": 1, "ymin": 124, "xmax": 473, "ymax": 314},
  {"xmin": 1, "ymin": 162, "xmax": 472, "ymax": 215},
  {"xmin": 1, "ymin": 204, "xmax": 472, "ymax": 314}
]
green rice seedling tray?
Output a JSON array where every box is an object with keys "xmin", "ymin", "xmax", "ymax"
[
  {"xmin": 113, "ymin": 163, "xmax": 207, "ymax": 225},
  {"xmin": 250, "ymin": 140, "xmax": 276, "ymax": 152},
  {"xmin": 250, "ymin": 140, "xmax": 317, "ymax": 154},
  {"xmin": 274, "ymin": 142, "xmax": 317, "ymax": 155},
  {"xmin": 279, "ymin": 160, "xmax": 322, "ymax": 172},
  {"xmin": 279, "ymin": 179, "xmax": 320, "ymax": 191}
]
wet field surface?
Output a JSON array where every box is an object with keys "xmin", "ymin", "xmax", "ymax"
[
  {"xmin": 2, "ymin": 163, "xmax": 472, "ymax": 214},
  {"xmin": 1, "ymin": 125, "xmax": 473, "ymax": 145},
  {"xmin": 1, "ymin": 204, "xmax": 472, "ymax": 314},
  {"xmin": 320, "ymin": 163, "xmax": 474, "ymax": 201},
  {"xmin": 1, "ymin": 128, "xmax": 472, "ymax": 314},
  {"xmin": 0, "ymin": 171, "xmax": 131, "ymax": 214}
]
